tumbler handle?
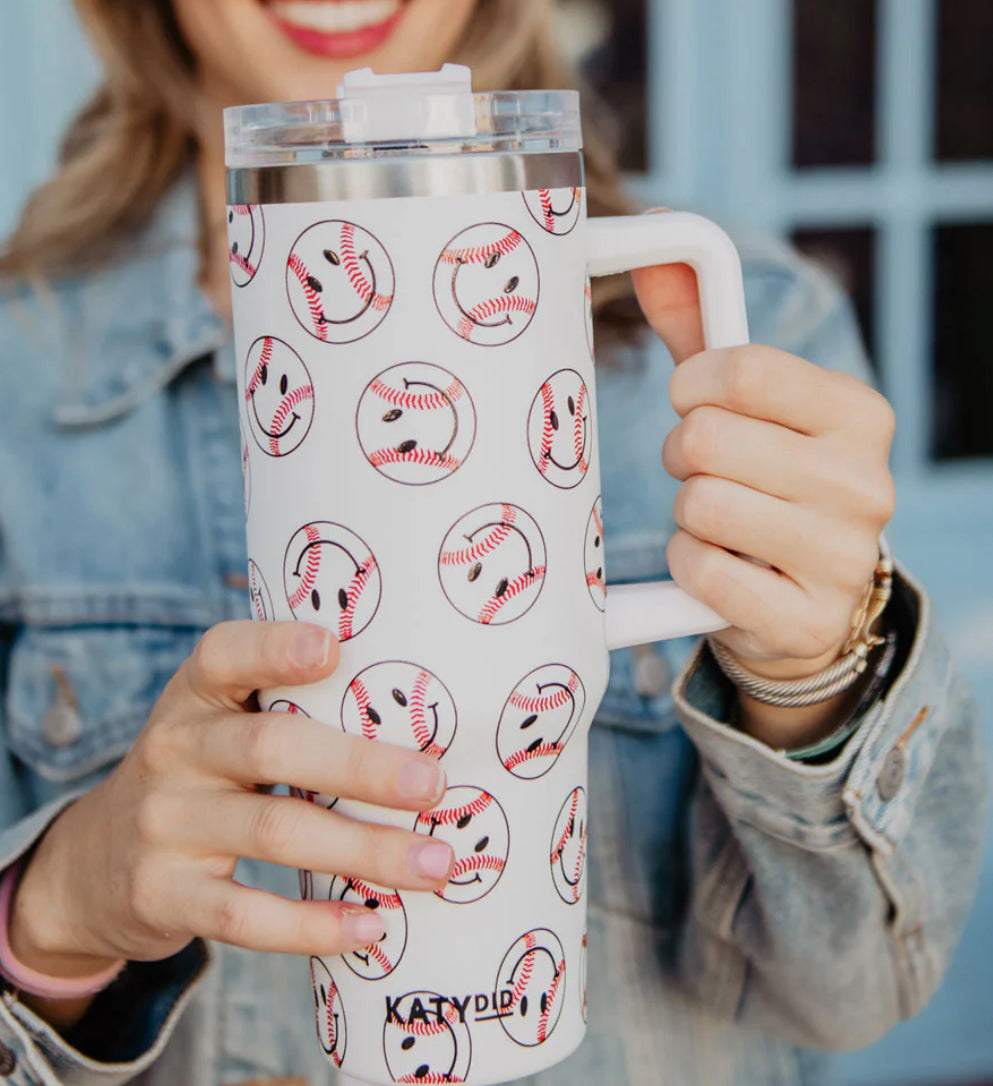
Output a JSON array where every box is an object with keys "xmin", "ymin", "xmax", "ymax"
[{"xmin": 586, "ymin": 213, "xmax": 750, "ymax": 651}]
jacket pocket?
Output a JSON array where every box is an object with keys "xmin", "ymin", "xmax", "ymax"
[{"xmin": 5, "ymin": 624, "xmax": 201, "ymax": 782}]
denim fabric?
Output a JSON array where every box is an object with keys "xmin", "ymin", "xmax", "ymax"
[{"xmin": 0, "ymin": 175, "xmax": 986, "ymax": 1086}]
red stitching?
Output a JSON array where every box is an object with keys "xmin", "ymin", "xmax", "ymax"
[
  {"xmin": 232, "ymin": 205, "xmax": 253, "ymax": 217},
  {"xmin": 449, "ymin": 853, "xmax": 506, "ymax": 879},
  {"xmin": 593, "ymin": 500, "xmax": 603, "ymax": 540},
  {"xmin": 368, "ymin": 447, "xmax": 461, "ymax": 472},
  {"xmin": 586, "ymin": 570, "xmax": 606, "ymax": 591},
  {"xmin": 503, "ymin": 740, "xmax": 561, "ymax": 772},
  {"xmin": 348, "ymin": 676, "xmax": 378, "ymax": 740},
  {"xmin": 573, "ymin": 382, "xmax": 588, "ymax": 474},
  {"xmin": 417, "ymin": 791, "xmax": 493, "ymax": 827},
  {"xmin": 456, "ymin": 293, "xmax": 536, "ymax": 340},
  {"xmin": 539, "ymin": 189, "xmax": 555, "ymax": 232},
  {"xmin": 245, "ymin": 338, "xmax": 274, "ymax": 400},
  {"xmin": 288, "ymin": 253, "xmax": 329, "ymax": 341},
  {"xmin": 229, "ymin": 249, "xmax": 257, "ymax": 277},
  {"xmin": 551, "ymin": 790, "xmax": 580, "ymax": 865},
  {"xmin": 537, "ymin": 959, "xmax": 565, "ymax": 1043},
  {"xmin": 370, "ymin": 377, "xmax": 465, "ymax": 411},
  {"xmin": 340, "ymin": 222, "xmax": 393, "ymax": 311},
  {"xmin": 396, "ymin": 1075, "xmax": 464, "ymax": 1084},
  {"xmin": 393, "ymin": 1001, "xmax": 462, "ymax": 1037},
  {"xmin": 343, "ymin": 879, "xmax": 402, "ymax": 910},
  {"xmin": 440, "ymin": 229, "xmax": 522, "ymax": 265},
  {"xmin": 289, "ymin": 523, "xmax": 322, "ymax": 610},
  {"xmin": 267, "ymin": 383, "xmax": 314, "ymax": 455},
  {"xmin": 359, "ymin": 940, "xmax": 394, "ymax": 975},
  {"xmin": 509, "ymin": 672, "xmax": 579, "ymax": 714},
  {"xmin": 440, "ymin": 506, "xmax": 517, "ymax": 567},
  {"xmin": 506, "ymin": 931, "xmax": 536, "ymax": 1012},
  {"xmin": 409, "ymin": 669, "xmax": 434, "ymax": 750},
  {"xmin": 478, "ymin": 565, "xmax": 545, "ymax": 624},
  {"xmin": 538, "ymin": 382, "xmax": 554, "ymax": 475},
  {"xmin": 325, "ymin": 977, "xmax": 343, "ymax": 1066},
  {"xmin": 339, "ymin": 557, "xmax": 377, "ymax": 641}
]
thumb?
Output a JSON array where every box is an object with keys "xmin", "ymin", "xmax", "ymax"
[{"xmin": 629, "ymin": 211, "xmax": 706, "ymax": 365}]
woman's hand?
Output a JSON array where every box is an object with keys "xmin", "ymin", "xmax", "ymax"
[
  {"xmin": 11, "ymin": 621, "xmax": 453, "ymax": 982},
  {"xmin": 632, "ymin": 259, "xmax": 896, "ymax": 746}
]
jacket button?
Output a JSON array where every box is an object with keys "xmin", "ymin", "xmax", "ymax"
[
  {"xmin": 0, "ymin": 1041, "xmax": 17, "ymax": 1076},
  {"xmin": 876, "ymin": 746, "xmax": 907, "ymax": 801},
  {"xmin": 633, "ymin": 644, "xmax": 671, "ymax": 699},
  {"xmin": 42, "ymin": 666, "xmax": 83, "ymax": 747}
]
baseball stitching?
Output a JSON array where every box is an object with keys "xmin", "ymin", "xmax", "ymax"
[
  {"xmin": 456, "ymin": 293, "xmax": 536, "ymax": 342},
  {"xmin": 288, "ymin": 524, "xmax": 323, "ymax": 611},
  {"xmin": 340, "ymin": 222, "xmax": 393, "ymax": 311},
  {"xmin": 346, "ymin": 676, "xmax": 379, "ymax": 741},
  {"xmin": 537, "ymin": 958, "xmax": 566, "ymax": 1043},
  {"xmin": 439, "ymin": 229, "xmax": 523, "ymax": 266},
  {"xmin": 449, "ymin": 854, "xmax": 506, "ymax": 880},
  {"xmin": 265, "ymin": 383, "xmax": 314, "ymax": 455},
  {"xmin": 537, "ymin": 187, "xmax": 579, "ymax": 233},
  {"xmin": 509, "ymin": 672, "xmax": 580, "ymax": 715},
  {"xmin": 538, "ymin": 382, "xmax": 555, "ymax": 475},
  {"xmin": 359, "ymin": 941, "xmax": 394, "ymax": 976},
  {"xmin": 417, "ymin": 791, "xmax": 493, "ymax": 828},
  {"xmin": 369, "ymin": 447, "xmax": 461, "ymax": 472},
  {"xmin": 325, "ymin": 978, "xmax": 344, "ymax": 1066},
  {"xmin": 409, "ymin": 669, "xmax": 445, "ymax": 757},
  {"xmin": 342, "ymin": 878, "xmax": 403, "ymax": 911},
  {"xmin": 339, "ymin": 558, "xmax": 377, "ymax": 641},
  {"xmin": 230, "ymin": 205, "xmax": 258, "ymax": 277},
  {"xmin": 287, "ymin": 253, "xmax": 328, "ymax": 341},
  {"xmin": 439, "ymin": 505, "xmax": 517, "ymax": 568},
  {"xmin": 507, "ymin": 932, "xmax": 537, "ymax": 1012},
  {"xmin": 503, "ymin": 740, "xmax": 562, "ymax": 773},
  {"xmin": 370, "ymin": 376, "xmax": 465, "ymax": 411},
  {"xmin": 245, "ymin": 337, "xmax": 274, "ymax": 399},
  {"xmin": 551, "ymin": 791, "xmax": 587, "ymax": 903},
  {"xmin": 573, "ymin": 383, "xmax": 589, "ymax": 474},
  {"xmin": 477, "ymin": 565, "xmax": 546, "ymax": 625}
]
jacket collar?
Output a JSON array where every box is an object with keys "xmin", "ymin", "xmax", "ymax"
[{"xmin": 53, "ymin": 170, "xmax": 234, "ymax": 427}]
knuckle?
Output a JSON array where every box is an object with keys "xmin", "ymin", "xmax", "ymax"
[
  {"xmin": 242, "ymin": 714, "xmax": 282, "ymax": 781},
  {"xmin": 249, "ymin": 797, "xmax": 301, "ymax": 858},
  {"xmin": 133, "ymin": 792, "xmax": 170, "ymax": 847},
  {"xmin": 723, "ymin": 346, "xmax": 765, "ymax": 411},
  {"xmin": 680, "ymin": 407, "xmax": 723, "ymax": 472},
  {"xmin": 214, "ymin": 895, "xmax": 253, "ymax": 947},
  {"xmin": 126, "ymin": 858, "xmax": 162, "ymax": 926},
  {"xmin": 135, "ymin": 723, "xmax": 182, "ymax": 778},
  {"xmin": 677, "ymin": 476, "xmax": 722, "ymax": 539},
  {"xmin": 355, "ymin": 821, "xmax": 396, "ymax": 885},
  {"xmin": 190, "ymin": 624, "xmax": 231, "ymax": 689}
]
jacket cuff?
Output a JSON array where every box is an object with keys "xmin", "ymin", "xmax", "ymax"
[
  {"xmin": 0, "ymin": 796, "xmax": 211, "ymax": 1084},
  {"xmin": 672, "ymin": 560, "xmax": 937, "ymax": 853}
]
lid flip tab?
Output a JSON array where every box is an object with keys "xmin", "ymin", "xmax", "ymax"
[{"xmin": 336, "ymin": 64, "xmax": 477, "ymax": 144}]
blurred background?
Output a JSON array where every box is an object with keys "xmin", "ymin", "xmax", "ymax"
[{"xmin": 1, "ymin": 0, "xmax": 990, "ymax": 1082}]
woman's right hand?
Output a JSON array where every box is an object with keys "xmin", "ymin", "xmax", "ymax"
[{"xmin": 9, "ymin": 620, "xmax": 454, "ymax": 977}]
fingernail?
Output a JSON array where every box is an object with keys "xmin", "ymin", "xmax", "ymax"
[
  {"xmin": 290, "ymin": 627, "xmax": 331, "ymax": 669},
  {"xmin": 396, "ymin": 760, "xmax": 445, "ymax": 805},
  {"xmin": 408, "ymin": 840, "xmax": 453, "ymax": 881},
  {"xmin": 341, "ymin": 906, "xmax": 385, "ymax": 945}
]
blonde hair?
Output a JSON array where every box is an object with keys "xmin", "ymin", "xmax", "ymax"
[{"xmin": 1, "ymin": 0, "xmax": 640, "ymax": 338}]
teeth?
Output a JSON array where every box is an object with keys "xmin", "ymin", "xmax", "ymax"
[{"xmin": 269, "ymin": 0, "xmax": 401, "ymax": 34}]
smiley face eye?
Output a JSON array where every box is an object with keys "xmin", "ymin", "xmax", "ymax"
[
  {"xmin": 414, "ymin": 1066, "xmax": 430, "ymax": 1080},
  {"xmin": 365, "ymin": 896, "xmax": 380, "ymax": 909},
  {"xmin": 311, "ymin": 588, "xmax": 320, "ymax": 611},
  {"xmin": 338, "ymin": 588, "xmax": 349, "ymax": 610},
  {"xmin": 383, "ymin": 409, "xmax": 403, "ymax": 423},
  {"xmin": 495, "ymin": 578, "xmax": 509, "ymax": 597},
  {"xmin": 520, "ymin": 995, "xmax": 529, "ymax": 1017},
  {"xmin": 401, "ymin": 1036, "xmax": 416, "ymax": 1051},
  {"xmin": 474, "ymin": 835, "xmax": 489, "ymax": 852},
  {"xmin": 594, "ymin": 535, "xmax": 601, "ymax": 548},
  {"xmin": 549, "ymin": 410, "xmax": 559, "ymax": 431},
  {"xmin": 366, "ymin": 705, "xmax": 381, "ymax": 725},
  {"xmin": 228, "ymin": 210, "xmax": 234, "ymax": 224},
  {"xmin": 392, "ymin": 688, "xmax": 408, "ymax": 707},
  {"xmin": 568, "ymin": 817, "xmax": 576, "ymax": 837},
  {"xmin": 457, "ymin": 812, "xmax": 472, "ymax": 830},
  {"xmin": 280, "ymin": 373, "xmax": 288, "ymax": 395},
  {"xmin": 232, "ymin": 241, "xmax": 239, "ymax": 254},
  {"xmin": 398, "ymin": 439, "xmax": 418, "ymax": 454},
  {"xmin": 468, "ymin": 562, "xmax": 482, "ymax": 583},
  {"xmin": 323, "ymin": 249, "xmax": 340, "ymax": 266},
  {"xmin": 260, "ymin": 364, "xmax": 268, "ymax": 386},
  {"xmin": 306, "ymin": 274, "xmax": 323, "ymax": 292},
  {"xmin": 320, "ymin": 984, "xmax": 327, "ymax": 1004},
  {"xmin": 540, "ymin": 992, "xmax": 549, "ymax": 1014},
  {"xmin": 520, "ymin": 714, "xmax": 538, "ymax": 730},
  {"xmin": 567, "ymin": 396, "xmax": 575, "ymax": 415},
  {"xmin": 504, "ymin": 276, "xmax": 519, "ymax": 294},
  {"xmin": 485, "ymin": 251, "xmax": 501, "ymax": 269}
]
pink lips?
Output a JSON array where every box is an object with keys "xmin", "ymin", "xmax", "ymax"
[{"xmin": 266, "ymin": 2, "xmax": 406, "ymax": 59}]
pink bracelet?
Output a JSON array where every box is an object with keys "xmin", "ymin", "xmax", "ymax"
[{"xmin": 0, "ymin": 861, "xmax": 126, "ymax": 999}]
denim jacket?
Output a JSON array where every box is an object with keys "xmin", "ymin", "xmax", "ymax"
[{"xmin": 0, "ymin": 176, "xmax": 986, "ymax": 1086}]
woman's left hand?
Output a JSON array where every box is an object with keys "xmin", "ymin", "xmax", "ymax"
[{"xmin": 632, "ymin": 261, "xmax": 897, "ymax": 685}]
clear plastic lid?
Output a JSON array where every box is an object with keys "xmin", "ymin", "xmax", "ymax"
[{"xmin": 224, "ymin": 65, "xmax": 581, "ymax": 168}]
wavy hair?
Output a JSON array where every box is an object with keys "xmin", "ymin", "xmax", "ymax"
[{"xmin": 0, "ymin": 0, "xmax": 641, "ymax": 339}]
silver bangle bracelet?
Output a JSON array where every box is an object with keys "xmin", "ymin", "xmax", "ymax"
[{"xmin": 707, "ymin": 637, "xmax": 868, "ymax": 708}]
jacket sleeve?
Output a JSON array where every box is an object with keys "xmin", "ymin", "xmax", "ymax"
[
  {"xmin": 0, "ymin": 628, "xmax": 211, "ymax": 1086},
  {"xmin": 670, "ymin": 247, "xmax": 989, "ymax": 1049}
]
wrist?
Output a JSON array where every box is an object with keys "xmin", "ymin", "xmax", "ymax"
[{"xmin": 9, "ymin": 806, "xmax": 119, "ymax": 977}]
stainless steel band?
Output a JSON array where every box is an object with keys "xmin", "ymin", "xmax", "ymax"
[{"xmin": 227, "ymin": 152, "xmax": 584, "ymax": 206}]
